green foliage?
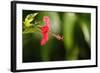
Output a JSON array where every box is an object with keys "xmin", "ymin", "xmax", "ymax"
[
  {"xmin": 63, "ymin": 13, "xmax": 77, "ymax": 50},
  {"xmin": 24, "ymin": 13, "xmax": 38, "ymax": 27}
]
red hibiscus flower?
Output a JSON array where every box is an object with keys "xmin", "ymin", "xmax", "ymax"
[{"xmin": 40, "ymin": 16, "xmax": 50, "ymax": 46}]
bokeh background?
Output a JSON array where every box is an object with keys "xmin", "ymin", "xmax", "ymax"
[{"xmin": 22, "ymin": 10, "xmax": 91, "ymax": 63}]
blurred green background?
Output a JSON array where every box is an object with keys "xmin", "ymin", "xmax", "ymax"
[{"xmin": 22, "ymin": 10, "xmax": 91, "ymax": 63}]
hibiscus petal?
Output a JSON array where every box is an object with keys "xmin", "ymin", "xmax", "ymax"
[
  {"xmin": 41, "ymin": 38, "xmax": 46, "ymax": 46},
  {"xmin": 40, "ymin": 16, "xmax": 50, "ymax": 46}
]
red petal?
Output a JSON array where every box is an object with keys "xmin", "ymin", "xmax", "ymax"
[{"xmin": 40, "ymin": 16, "xmax": 50, "ymax": 46}]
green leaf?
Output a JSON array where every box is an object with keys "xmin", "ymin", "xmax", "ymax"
[
  {"xmin": 63, "ymin": 13, "xmax": 77, "ymax": 50},
  {"xmin": 24, "ymin": 13, "xmax": 38, "ymax": 27}
]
